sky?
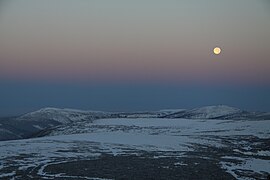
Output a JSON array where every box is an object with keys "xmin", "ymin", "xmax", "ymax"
[{"xmin": 0, "ymin": 0, "xmax": 270, "ymax": 116}]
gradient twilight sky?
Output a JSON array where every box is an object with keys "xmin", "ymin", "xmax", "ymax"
[{"xmin": 0, "ymin": 0, "xmax": 270, "ymax": 116}]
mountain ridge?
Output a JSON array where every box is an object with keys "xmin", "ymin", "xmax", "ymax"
[{"xmin": 0, "ymin": 105, "xmax": 269, "ymax": 141}]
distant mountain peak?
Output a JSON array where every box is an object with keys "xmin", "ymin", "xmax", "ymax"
[
  {"xmin": 192, "ymin": 105, "xmax": 241, "ymax": 112},
  {"xmin": 34, "ymin": 107, "xmax": 61, "ymax": 112},
  {"xmin": 163, "ymin": 105, "xmax": 243, "ymax": 119},
  {"xmin": 17, "ymin": 107, "xmax": 110, "ymax": 124},
  {"xmin": 190, "ymin": 105, "xmax": 241, "ymax": 118}
]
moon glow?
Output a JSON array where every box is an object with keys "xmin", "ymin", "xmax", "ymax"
[{"xmin": 213, "ymin": 47, "xmax": 221, "ymax": 55}]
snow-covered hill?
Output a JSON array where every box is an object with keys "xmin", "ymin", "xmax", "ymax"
[
  {"xmin": 17, "ymin": 107, "xmax": 112, "ymax": 124},
  {"xmin": 163, "ymin": 105, "xmax": 270, "ymax": 120},
  {"xmin": 189, "ymin": 105, "xmax": 241, "ymax": 118},
  {"xmin": 0, "ymin": 108, "xmax": 115, "ymax": 141},
  {"xmin": 0, "ymin": 118, "xmax": 269, "ymax": 179},
  {"xmin": 0, "ymin": 106, "xmax": 269, "ymax": 179},
  {"xmin": 0, "ymin": 105, "xmax": 269, "ymax": 141},
  {"xmin": 164, "ymin": 105, "xmax": 240, "ymax": 119}
]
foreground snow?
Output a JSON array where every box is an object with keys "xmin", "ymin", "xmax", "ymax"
[{"xmin": 0, "ymin": 118, "xmax": 269, "ymax": 179}]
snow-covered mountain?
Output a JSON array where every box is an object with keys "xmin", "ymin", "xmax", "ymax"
[
  {"xmin": 0, "ymin": 105, "xmax": 269, "ymax": 141},
  {"xmin": 17, "ymin": 107, "xmax": 113, "ymax": 124},
  {"xmin": 163, "ymin": 105, "xmax": 241, "ymax": 119},
  {"xmin": 1, "ymin": 106, "xmax": 270, "ymax": 179},
  {"xmin": 163, "ymin": 105, "xmax": 270, "ymax": 120},
  {"xmin": 1, "ymin": 117, "xmax": 270, "ymax": 179},
  {"xmin": 0, "ymin": 108, "xmax": 114, "ymax": 141}
]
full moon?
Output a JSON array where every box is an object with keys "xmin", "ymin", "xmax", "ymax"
[{"xmin": 213, "ymin": 47, "xmax": 221, "ymax": 55}]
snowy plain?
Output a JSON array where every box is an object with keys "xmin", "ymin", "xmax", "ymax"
[{"xmin": 0, "ymin": 118, "xmax": 269, "ymax": 179}]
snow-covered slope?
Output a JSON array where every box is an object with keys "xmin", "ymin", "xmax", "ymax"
[
  {"xmin": 0, "ymin": 106, "xmax": 269, "ymax": 179},
  {"xmin": 165, "ymin": 105, "xmax": 270, "ymax": 120},
  {"xmin": 17, "ymin": 107, "xmax": 112, "ymax": 124},
  {"xmin": 1, "ymin": 106, "xmax": 269, "ymax": 142},
  {"xmin": 164, "ymin": 105, "xmax": 243, "ymax": 119},
  {"xmin": 0, "ymin": 118, "xmax": 269, "ymax": 179},
  {"xmin": 198, "ymin": 105, "xmax": 238, "ymax": 116},
  {"xmin": 0, "ymin": 108, "xmax": 115, "ymax": 141},
  {"xmin": 187, "ymin": 105, "xmax": 241, "ymax": 119}
]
